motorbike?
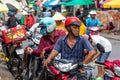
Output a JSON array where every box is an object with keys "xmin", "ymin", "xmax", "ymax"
[
  {"xmin": 0, "ymin": 25, "xmax": 26, "ymax": 79},
  {"xmin": 1, "ymin": 39, "xmax": 24, "ymax": 79},
  {"xmin": 87, "ymin": 26, "xmax": 101, "ymax": 35},
  {"xmin": 96, "ymin": 60, "xmax": 120, "ymax": 80},
  {"xmin": 23, "ymin": 23, "xmax": 42, "ymax": 80},
  {"xmin": 39, "ymin": 58, "xmax": 79, "ymax": 80},
  {"xmin": 38, "ymin": 54, "xmax": 93, "ymax": 80}
]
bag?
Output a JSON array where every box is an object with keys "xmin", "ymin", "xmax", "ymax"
[
  {"xmin": 96, "ymin": 43, "xmax": 105, "ymax": 53},
  {"xmin": 25, "ymin": 15, "xmax": 35, "ymax": 27},
  {"xmin": 2, "ymin": 25, "xmax": 26, "ymax": 44}
]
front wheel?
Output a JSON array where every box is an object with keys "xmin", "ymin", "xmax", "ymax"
[{"xmin": 39, "ymin": 67, "xmax": 55, "ymax": 80}]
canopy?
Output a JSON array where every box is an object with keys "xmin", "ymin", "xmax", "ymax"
[
  {"xmin": 102, "ymin": 0, "xmax": 112, "ymax": 4},
  {"xmin": 44, "ymin": 0, "xmax": 60, "ymax": 7},
  {"xmin": 103, "ymin": 0, "xmax": 120, "ymax": 8},
  {"xmin": 6, "ymin": 3, "xmax": 18, "ymax": 14},
  {"xmin": 60, "ymin": 0, "xmax": 94, "ymax": 6}
]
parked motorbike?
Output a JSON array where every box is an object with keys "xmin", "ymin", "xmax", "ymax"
[
  {"xmin": 1, "ymin": 25, "xmax": 26, "ymax": 79},
  {"xmin": 96, "ymin": 60, "xmax": 120, "ymax": 80},
  {"xmin": 2, "ymin": 39, "xmax": 24, "ymax": 79}
]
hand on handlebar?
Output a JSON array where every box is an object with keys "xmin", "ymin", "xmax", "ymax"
[
  {"xmin": 44, "ymin": 58, "xmax": 51, "ymax": 67},
  {"xmin": 25, "ymin": 47, "xmax": 33, "ymax": 54},
  {"xmin": 79, "ymin": 68, "xmax": 86, "ymax": 74}
]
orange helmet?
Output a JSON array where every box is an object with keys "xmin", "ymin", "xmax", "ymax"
[{"xmin": 65, "ymin": 17, "xmax": 81, "ymax": 27}]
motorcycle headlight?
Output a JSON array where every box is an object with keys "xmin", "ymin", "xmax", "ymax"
[
  {"xmin": 57, "ymin": 63, "xmax": 72, "ymax": 72},
  {"xmin": 114, "ymin": 64, "xmax": 120, "ymax": 77}
]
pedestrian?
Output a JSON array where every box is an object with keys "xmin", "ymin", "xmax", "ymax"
[
  {"xmin": 6, "ymin": 11, "xmax": 20, "ymax": 28},
  {"xmin": 52, "ymin": 12, "xmax": 67, "ymax": 34},
  {"xmin": 24, "ymin": 11, "xmax": 35, "ymax": 28},
  {"xmin": 83, "ymin": 34, "xmax": 112, "ymax": 80},
  {"xmin": 20, "ymin": 10, "xmax": 28, "ymax": 26}
]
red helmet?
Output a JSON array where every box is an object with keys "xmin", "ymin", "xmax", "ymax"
[{"xmin": 65, "ymin": 17, "xmax": 81, "ymax": 27}]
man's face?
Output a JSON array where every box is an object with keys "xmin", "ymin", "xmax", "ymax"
[
  {"xmin": 70, "ymin": 25, "xmax": 80, "ymax": 37},
  {"xmin": 91, "ymin": 14, "xmax": 96, "ymax": 18}
]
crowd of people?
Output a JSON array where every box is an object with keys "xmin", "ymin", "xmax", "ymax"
[{"xmin": 0, "ymin": 1, "xmax": 114, "ymax": 80}]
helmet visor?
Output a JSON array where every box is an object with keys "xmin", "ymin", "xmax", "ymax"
[
  {"xmin": 39, "ymin": 24, "xmax": 47, "ymax": 35},
  {"xmin": 70, "ymin": 22, "xmax": 81, "ymax": 27}
]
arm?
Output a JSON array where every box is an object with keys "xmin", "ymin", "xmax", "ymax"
[
  {"xmin": 32, "ymin": 37, "xmax": 45, "ymax": 56},
  {"xmin": 44, "ymin": 30, "xmax": 66, "ymax": 52},
  {"xmin": 83, "ymin": 50, "xmax": 95, "ymax": 64},
  {"xmin": 82, "ymin": 37, "xmax": 96, "ymax": 64},
  {"xmin": 44, "ymin": 37, "xmax": 62, "ymax": 66}
]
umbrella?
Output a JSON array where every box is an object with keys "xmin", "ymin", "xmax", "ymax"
[
  {"xmin": 44, "ymin": 0, "xmax": 60, "ymax": 7},
  {"xmin": 60, "ymin": 0, "xmax": 94, "ymax": 6},
  {"xmin": 0, "ymin": 3, "xmax": 8, "ymax": 13},
  {"xmin": 6, "ymin": 3, "xmax": 18, "ymax": 14},
  {"xmin": 102, "ymin": 0, "xmax": 112, "ymax": 4},
  {"xmin": 103, "ymin": 0, "xmax": 120, "ymax": 8},
  {"xmin": 0, "ymin": 3, "xmax": 21, "ymax": 14}
]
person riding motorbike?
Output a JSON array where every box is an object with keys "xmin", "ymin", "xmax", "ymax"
[
  {"xmin": 24, "ymin": 17, "xmax": 66, "ymax": 67},
  {"xmin": 86, "ymin": 10, "xmax": 102, "ymax": 35},
  {"xmin": 44, "ymin": 16, "xmax": 95, "ymax": 80},
  {"xmin": 83, "ymin": 34, "xmax": 112, "ymax": 80},
  {"xmin": 6, "ymin": 11, "xmax": 20, "ymax": 28}
]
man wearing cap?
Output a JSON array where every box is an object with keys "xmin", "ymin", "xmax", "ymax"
[{"xmin": 86, "ymin": 10, "xmax": 102, "ymax": 34}]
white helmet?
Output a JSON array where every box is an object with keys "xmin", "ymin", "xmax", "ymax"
[{"xmin": 89, "ymin": 11, "xmax": 96, "ymax": 15}]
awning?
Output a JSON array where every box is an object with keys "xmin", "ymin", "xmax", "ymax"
[
  {"xmin": 60, "ymin": 0, "xmax": 94, "ymax": 6},
  {"xmin": 44, "ymin": 0, "xmax": 60, "ymax": 7},
  {"xmin": 103, "ymin": 0, "xmax": 120, "ymax": 8}
]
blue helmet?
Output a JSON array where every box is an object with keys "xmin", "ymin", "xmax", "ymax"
[{"xmin": 39, "ymin": 17, "xmax": 56, "ymax": 36}]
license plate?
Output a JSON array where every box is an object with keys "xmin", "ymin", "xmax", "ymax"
[{"xmin": 16, "ymin": 48, "xmax": 24, "ymax": 55}]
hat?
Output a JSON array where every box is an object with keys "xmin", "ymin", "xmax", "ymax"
[
  {"xmin": 52, "ymin": 12, "xmax": 66, "ymax": 20},
  {"xmin": 21, "ymin": 11, "xmax": 28, "ymax": 15}
]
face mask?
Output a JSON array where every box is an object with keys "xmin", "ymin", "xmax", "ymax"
[{"xmin": 40, "ymin": 27, "xmax": 47, "ymax": 36}]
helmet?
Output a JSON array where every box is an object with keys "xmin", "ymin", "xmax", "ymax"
[
  {"xmin": 39, "ymin": 17, "xmax": 56, "ymax": 36},
  {"xmin": 7, "ymin": 11, "xmax": 14, "ymax": 16},
  {"xmin": 89, "ymin": 10, "xmax": 96, "ymax": 15},
  {"xmin": 65, "ymin": 17, "xmax": 81, "ymax": 27}
]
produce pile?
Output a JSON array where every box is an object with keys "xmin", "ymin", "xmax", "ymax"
[{"xmin": 96, "ymin": 10, "xmax": 120, "ymax": 29}]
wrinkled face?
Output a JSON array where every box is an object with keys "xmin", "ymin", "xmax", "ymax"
[{"xmin": 70, "ymin": 25, "xmax": 80, "ymax": 37}]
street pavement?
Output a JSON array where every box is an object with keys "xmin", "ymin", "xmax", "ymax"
[
  {"xmin": 0, "ymin": 31, "xmax": 120, "ymax": 80},
  {"xmin": 0, "ymin": 64, "xmax": 14, "ymax": 80},
  {"xmin": 100, "ymin": 31, "xmax": 120, "ymax": 41}
]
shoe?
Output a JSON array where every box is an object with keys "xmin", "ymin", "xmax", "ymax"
[{"xmin": 95, "ymin": 77, "xmax": 103, "ymax": 80}]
